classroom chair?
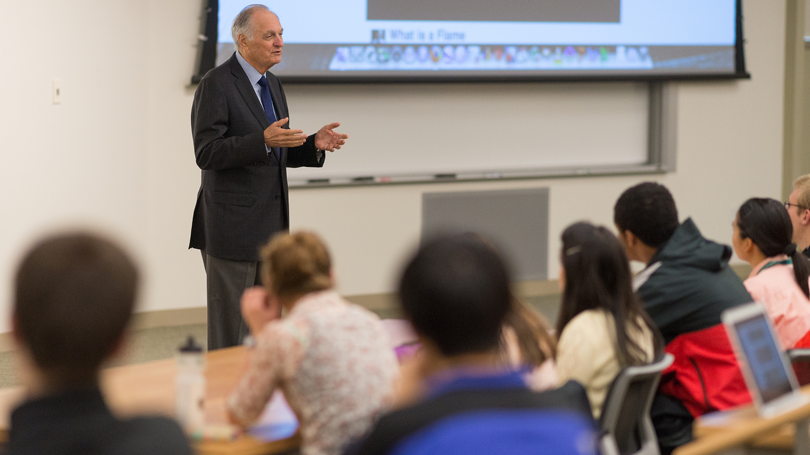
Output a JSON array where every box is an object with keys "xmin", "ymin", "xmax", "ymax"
[{"xmin": 599, "ymin": 354, "xmax": 675, "ymax": 455}]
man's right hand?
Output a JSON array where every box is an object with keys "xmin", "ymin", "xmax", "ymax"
[{"xmin": 264, "ymin": 118, "xmax": 307, "ymax": 148}]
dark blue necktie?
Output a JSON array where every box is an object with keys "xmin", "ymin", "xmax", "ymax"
[{"xmin": 257, "ymin": 76, "xmax": 280, "ymax": 158}]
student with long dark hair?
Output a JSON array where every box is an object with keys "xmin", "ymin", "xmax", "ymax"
[
  {"xmin": 732, "ymin": 198, "xmax": 810, "ymax": 350},
  {"xmin": 502, "ymin": 297, "xmax": 558, "ymax": 391},
  {"xmin": 555, "ymin": 222, "xmax": 662, "ymax": 419}
]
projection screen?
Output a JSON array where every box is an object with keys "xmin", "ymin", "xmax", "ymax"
[{"xmin": 194, "ymin": 0, "xmax": 747, "ymax": 83}]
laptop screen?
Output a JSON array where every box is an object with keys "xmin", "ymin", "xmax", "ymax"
[{"xmin": 733, "ymin": 313, "xmax": 794, "ymax": 404}]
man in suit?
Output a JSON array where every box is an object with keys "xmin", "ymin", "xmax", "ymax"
[{"xmin": 190, "ymin": 4, "xmax": 348, "ymax": 350}]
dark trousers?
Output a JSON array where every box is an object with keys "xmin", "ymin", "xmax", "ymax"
[
  {"xmin": 651, "ymin": 393, "xmax": 694, "ymax": 455},
  {"xmin": 201, "ymin": 251, "xmax": 261, "ymax": 350}
]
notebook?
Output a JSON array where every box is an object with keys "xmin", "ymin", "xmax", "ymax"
[
  {"xmin": 248, "ymin": 391, "xmax": 299, "ymax": 441},
  {"xmin": 722, "ymin": 303, "xmax": 810, "ymax": 417}
]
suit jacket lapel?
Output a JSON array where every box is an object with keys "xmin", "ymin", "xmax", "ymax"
[{"xmin": 229, "ymin": 55, "xmax": 270, "ymax": 130}]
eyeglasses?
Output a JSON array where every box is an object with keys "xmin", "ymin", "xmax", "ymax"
[{"xmin": 784, "ymin": 201, "xmax": 810, "ymax": 212}]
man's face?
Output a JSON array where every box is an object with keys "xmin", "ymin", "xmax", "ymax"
[
  {"xmin": 787, "ymin": 188, "xmax": 809, "ymax": 242},
  {"xmin": 241, "ymin": 10, "xmax": 283, "ymax": 71},
  {"xmin": 730, "ymin": 216, "xmax": 748, "ymax": 262},
  {"xmin": 615, "ymin": 225, "xmax": 634, "ymax": 259}
]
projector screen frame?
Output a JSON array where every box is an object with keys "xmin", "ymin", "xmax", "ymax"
[{"xmin": 191, "ymin": 0, "xmax": 749, "ymax": 85}]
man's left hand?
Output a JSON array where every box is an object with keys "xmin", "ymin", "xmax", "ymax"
[{"xmin": 314, "ymin": 122, "xmax": 349, "ymax": 152}]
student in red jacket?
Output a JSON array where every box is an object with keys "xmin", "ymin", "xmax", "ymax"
[{"xmin": 614, "ymin": 182, "xmax": 752, "ymax": 455}]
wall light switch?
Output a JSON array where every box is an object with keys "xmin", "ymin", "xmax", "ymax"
[{"xmin": 52, "ymin": 79, "xmax": 62, "ymax": 104}]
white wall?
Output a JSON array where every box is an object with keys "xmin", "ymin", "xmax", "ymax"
[
  {"xmin": 0, "ymin": 1, "xmax": 151, "ymax": 327},
  {"xmin": 0, "ymin": 0, "xmax": 786, "ymax": 332}
]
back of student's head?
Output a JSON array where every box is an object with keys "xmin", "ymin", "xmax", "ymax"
[
  {"xmin": 398, "ymin": 235, "xmax": 511, "ymax": 357},
  {"xmin": 614, "ymin": 182, "xmax": 679, "ymax": 248},
  {"xmin": 557, "ymin": 222, "xmax": 661, "ymax": 366},
  {"xmin": 736, "ymin": 198, "xmax": 810, "ymax": 297},
  {"xmin": 502, "ymin": 298, "xmax": 556, "ymax": 365},
  {"xmin": 14, "ymin": 232, "xmax": 138, "ymax": 387},
  {"xmin": 261, "ymin": 231, "xmax": 332, "ymax": 300}
]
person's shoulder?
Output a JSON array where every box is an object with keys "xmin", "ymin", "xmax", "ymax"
[
  {"xmin": 350, "ymin": 384, "xmax": 594, "ymax": 455},
  {"xmin": 569, "ymin": 309, "xmax": 610, "ymax": 326},
  {"xmin": 111, "ymin": 416, "xmax": 193, "ymax": 455},
  {"xmin": 746, "ymin": 263, "xmax": 801, "ymax": 296},
  {"xmin": 393, "ymin": 381, "xmax": 592, "ymax": 428},
  {"xmin": 198, "ymin": 56, "xmax": 238, "ymax": 85},
  {"xmin": 743, "ymin": 268, "xmax": 770, "ymax": 295},
  {"xmin": 559, "ymin": 310, "xmax": 611, "ymax": 343},
  {"xmin": 109, "ymin": 417, "xmax": 192, "ymax": 455},
  {"xmin": 260, "ymin": 314, "xmax": 307, "ymax": 345}
]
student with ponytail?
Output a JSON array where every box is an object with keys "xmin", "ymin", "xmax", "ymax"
[{"xmin": 732, "ymin": 198, "xmax": 810, "ymax": 351}]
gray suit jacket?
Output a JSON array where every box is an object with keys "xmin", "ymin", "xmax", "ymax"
[{"xmin": 189, "ymin": 53, "xmax": 324, "ymax": 261}]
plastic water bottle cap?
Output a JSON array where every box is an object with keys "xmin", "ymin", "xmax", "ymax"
[{"xmin": 179, "ymin": 335, "xmax": 203, "ymax": 353}]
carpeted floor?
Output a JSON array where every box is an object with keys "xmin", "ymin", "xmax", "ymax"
[{"xmin": 0, "ymin": 324, "xmax": 209, "ymax": 389}]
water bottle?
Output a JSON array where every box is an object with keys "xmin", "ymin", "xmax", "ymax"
[{"xmin": 175, "ymin": 336, "xmax": 205, "ymax": 433}]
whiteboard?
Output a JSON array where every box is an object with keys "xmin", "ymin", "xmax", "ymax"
[{"xmin": 283, "ymin": 82, "xmax": 650, "ymax": 185}]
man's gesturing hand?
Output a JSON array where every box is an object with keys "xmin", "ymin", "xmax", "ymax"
[
  {"xmin": 264, "ymin": 118, "xmax": 307, "ymax": 148},
  {"xmin": 314, "ymin": 122, "xmax": 349, "ymax": 152}
]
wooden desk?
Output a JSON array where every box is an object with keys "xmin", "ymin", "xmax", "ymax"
[
  {"xmin": 673, "ymin": 389, "xmax": 810, "ymax": 455},
  {"xmin": 0, "ymin": 347, "xmax": 299, "ymax": 455}
]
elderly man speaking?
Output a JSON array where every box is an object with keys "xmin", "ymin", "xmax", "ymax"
[{"xmin": 189, "ymin": 4, "xmax": 348, "ymax": 350}]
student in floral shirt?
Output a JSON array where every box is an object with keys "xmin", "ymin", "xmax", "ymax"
[{"xmin": 227, "ymin": 231, "xmax": 398, "ymax": 455}]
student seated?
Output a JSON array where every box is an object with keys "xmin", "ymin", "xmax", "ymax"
[
  {"xmin": 555, "ymin": 222, "xmax": 661, "ymax": 419},
  {"xmin": 614, "ymin": 182, "xmax": 752, "ymax": 455},
  {"xmin": 501, "ymin": 297, "xmax": 558, "ymax": 392},
  {"xmin": 467, "ymin": 233, "xmax": 558, "ymax": 391},
  {"xmin": 227, "ymin": 231, "xmax": 398, "ymax": 455},
  {"xmin": 8, "ymin": 232, "xmax": 192, "ymax": 455},
  {"xmin": 732, "ymin": 198, "xmax": 810, "ymax": 350},
  {"xmin": 348, "ymin": 235, "xmax": 597, "ymax": 455},
  {"xmin": 787, "ymin": 174, "xmax": 810, "ymax": 258}
]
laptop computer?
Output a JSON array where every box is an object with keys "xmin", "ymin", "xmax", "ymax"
[{"xmin": 722, "ymin": 303, "xmax": 810, "ymax": 418}]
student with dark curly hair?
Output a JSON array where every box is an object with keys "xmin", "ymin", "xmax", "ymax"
[{"xmin": 614, "ymin": 182, "xmax": 752, "ymax": 455}]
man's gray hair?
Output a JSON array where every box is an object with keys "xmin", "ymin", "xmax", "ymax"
[{"xmin": 232, "ymin": 4, "xmax": 271, "ymax": 50}]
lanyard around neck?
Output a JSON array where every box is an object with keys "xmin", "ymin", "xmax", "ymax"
[{"xmin": 757, "ymin": 258, "xmax": 792, "ymax": 275}]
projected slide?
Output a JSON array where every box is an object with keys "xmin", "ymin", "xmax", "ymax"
[
  {"xmin": 367, "ymin": 0, "xmax": 621, "ymax": 23},
  {"xmin": 214, "ymin": 0, "xmax": 741, "ymax": 80}
]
